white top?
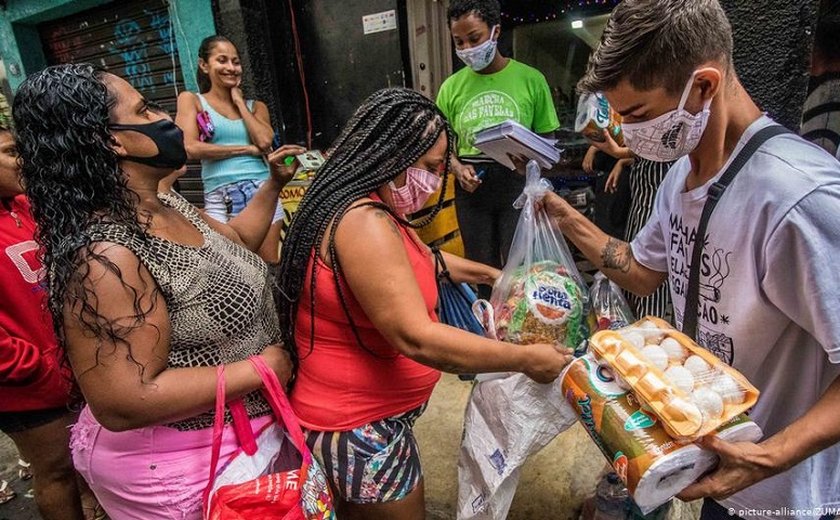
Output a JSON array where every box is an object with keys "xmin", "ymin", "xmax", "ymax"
[{"xmin": 632, "ymin": 115, "xmax": 840, "ymax": 518}]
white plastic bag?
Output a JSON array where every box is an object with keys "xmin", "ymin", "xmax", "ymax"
[{"xmin": 456, "ymin": 373, "xmax": 578, "ymax": 520}]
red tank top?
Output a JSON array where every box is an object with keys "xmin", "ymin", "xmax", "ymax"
[{"xmin": 290, "ymin": 198, "xmax": 441, "ymax": 431}]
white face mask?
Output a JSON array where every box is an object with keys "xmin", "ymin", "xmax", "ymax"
[
  {"xmin": 620, "ymin": 71, "xmax": 714, "ymax": 162},
  {"xmin": 455, "ymin": 26, "xmax": 499, "ymax": 72}
]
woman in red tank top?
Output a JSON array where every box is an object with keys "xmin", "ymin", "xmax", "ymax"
[{"xmin": 274, "ymin": 88, "xmax": 572, "ymax": 519}]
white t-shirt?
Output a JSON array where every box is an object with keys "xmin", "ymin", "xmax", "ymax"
[{"xmin": 632, "ymin": 115, "xmax": 840, "ymax": 518}]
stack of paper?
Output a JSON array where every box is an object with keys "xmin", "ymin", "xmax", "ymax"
[{"xmin": 474, "ymin": 120, "xmax": 561, "ymax": 170}]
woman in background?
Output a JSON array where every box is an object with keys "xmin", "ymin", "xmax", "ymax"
[{"xmin": 176, "ymin": 35, "xmax": 283, "ymax": 262}]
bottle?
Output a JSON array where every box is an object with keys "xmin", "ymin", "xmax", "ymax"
[{"xmin": 593, "ymin": 472, "xmax": 629, "ymax": 520}]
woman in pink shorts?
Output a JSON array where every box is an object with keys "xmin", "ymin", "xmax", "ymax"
[{"xmin": 13, "ymin": 63, "xmax": 302, "ymax": 519}]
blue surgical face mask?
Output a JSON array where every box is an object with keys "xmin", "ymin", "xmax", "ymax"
[{"xmin": 456, "ymin": 26, "xmax": 499, "ymax": 72}]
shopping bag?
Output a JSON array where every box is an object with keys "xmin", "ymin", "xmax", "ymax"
[
  {"xmin": 203, "ymin": 358, "xmax": 334, "ymax": 520},
  {"xmin": 456, "ymin": 372, "xmax": 579, "ymax": 519},
  {"xmin": 485, "ymin": 160, "xmax": 589, "ymax": 352},
  {"xmin": 433, "ymin": 248, "xmax": 484, "ymax": 336},
  {"xmin": 589, "ymin": 272, "xmax": 635, "ymax": 331}
]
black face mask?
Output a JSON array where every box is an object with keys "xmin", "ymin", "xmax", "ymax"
[{"xmin": 109, "ymin": 119, "xmax": 187, "ymax": 170}]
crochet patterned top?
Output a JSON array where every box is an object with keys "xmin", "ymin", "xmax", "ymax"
[{"xmin": 87, "ymin": 191, "xmax": 280, "ymax": 431}]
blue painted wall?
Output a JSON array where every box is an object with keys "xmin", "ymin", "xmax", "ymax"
[{"xmin": 0, "ymin": 0, "xmax": 215, "ymax": 93}]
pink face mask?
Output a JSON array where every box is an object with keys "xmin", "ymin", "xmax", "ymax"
[{"xmin": 387, "ymin": 166, "xmax": 442, "ymax": 215}]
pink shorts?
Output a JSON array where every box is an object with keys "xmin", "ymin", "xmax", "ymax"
[{"xmin": 71, "ymin": 406, "xmax": 273, "ymax": 520}]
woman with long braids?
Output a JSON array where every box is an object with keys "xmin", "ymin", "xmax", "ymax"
[
  {"xmin": 275, "ymin": 87, "xmax": 572, "ymax": 519},
  {"xmin": 13, "ymin": 64, "xmax": 301, "ymax": 519},
  {"xmin": 176, "ymin": 35, "xmax": 283, "ymax": 262}
]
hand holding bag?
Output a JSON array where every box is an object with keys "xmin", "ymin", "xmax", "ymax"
[{"xmin": 202, "ymin": 358, "xmax": 334, "ymax": 520}]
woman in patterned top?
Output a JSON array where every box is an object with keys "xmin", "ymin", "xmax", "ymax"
[{"xmin": 13, "ymin": 64, "xmax": 302, "ymax": 520}]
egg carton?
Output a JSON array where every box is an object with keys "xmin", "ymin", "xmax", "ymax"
[{"xmin": 588, "ymin": 316, "xmax": 759, "ymax": 441}]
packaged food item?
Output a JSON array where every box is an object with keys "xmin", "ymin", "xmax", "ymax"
[
  {"xmin": 589, "ymin": 272, "xmax": 635, "ymax": 332},
  {"xmin": 575, "ymin": 92, "xmax": 624, "ymax": 146},
  {"xmin": 588, "ymin": 316, "xmax": 759, "ymax": 440},
  {"xmin": 560, "ymin": 354, "xmax": 763, "ymax": 514},
  {"xmin": 485, "ymin": 161, "xmax": 589, "ymax": 352},
  {"xmin": 494, "ymin": 260, "xmax": 587, "ymax": 349}
]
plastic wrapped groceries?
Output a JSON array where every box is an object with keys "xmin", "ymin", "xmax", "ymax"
[
  {"xmin": 561, "ymin": 353, "xmax": 763, "ymax": 514},
  {"xmin": 484, "ymin": 161, "xmax": 589, "ymax": 352},
  {"xmin": 575, "ymin": 92, "xmax": 624, "ymax": 145},
  {"xmin": 589, "ymin": 317, "xmax": 760, "ymax": 441},
  {"xmin": 590, "ymin": 272, "xmax": 636, "ymax": 332}
]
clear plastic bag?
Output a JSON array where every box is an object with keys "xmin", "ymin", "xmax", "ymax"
[
  {"xmin": 589, "ymin": 272, "xmax": 635, "ymax": 332},
  {"xmin": 487, "ymin": 160, "xmax": 589, "ymax": 351}
]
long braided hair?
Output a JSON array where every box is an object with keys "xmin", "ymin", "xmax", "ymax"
[
  {"xmin": 13, "ymin": 64, "xmax": 158, "ymax": 374},
  {"xmin": 275, "ymin": 88, "xmax": 453, "ymax": 363}
]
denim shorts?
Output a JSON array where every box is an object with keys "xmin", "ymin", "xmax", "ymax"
[{"xmin": 203, "ymin": 179, "xmax": 285, "ymax": 224}]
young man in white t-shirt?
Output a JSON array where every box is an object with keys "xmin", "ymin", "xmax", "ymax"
[{"xmin": 542, "ymin": 1, "xmax": 840, "ymax": 519}]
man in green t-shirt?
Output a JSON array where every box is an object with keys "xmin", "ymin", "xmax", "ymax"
[{"xmin": 437, "ymin": 0, "xmax": 559, "ymax": 294}]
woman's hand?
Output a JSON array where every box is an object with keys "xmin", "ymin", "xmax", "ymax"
[
  {"xmin": 589, "ymin": 130, "xmax": 632, "ymax": 160},
  {"xmin": 521, "ymin": 343, "xmax": 575, "ymax": 384},
  {"xmin": 605, "ymin": 158, "xmax": 632, "ymax": 193},
  {"xmin": 231, "ymin": 81, "xmax": 247, "ymax": 111},
  {"xmin": 267, "ymin": 145, "xmax": 307, "ymax": 187},
  {"xmin": 582, "ymin": 145, "xmax": 597, "ymax": 174},
  {"xmin": 455, "ymin": 163, "xmax": 482, "ymax": 192},
  {"xmin": 259, "ymin": 344, "xmax": 294, "ymax": 387}
]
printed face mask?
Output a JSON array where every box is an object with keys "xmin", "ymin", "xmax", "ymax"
[
  {"xmin": 109, "ymin": 119, "xmax": 188, "ymax": 170},
  {"xmin": 388, "ymin": 166, "xmax": 442, "ymax": 215},
  {"xmin": 456, "ymin": 26, "xmax": 499, "ymax": 72},
  {"xmin": 620, "ymin": 71, "xmax": 714, "ymax": 162}
]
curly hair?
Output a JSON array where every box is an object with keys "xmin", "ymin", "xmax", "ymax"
[
  {"xmin": 12, "ymin": 64, "xmax": 158, "ymax": 366},
  {"xmin": 448, "ymin": 0, "xmax": 501, "ymax": 27},
  {"xmin": 274, "ymin": 87, "xmax": 452, "ymax": 363}
]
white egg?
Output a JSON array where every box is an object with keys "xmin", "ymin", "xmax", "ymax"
[
  {"xmin": 692, "ymin": 388, "xmax": 724, "ymax": 420},
  {"xmin": 641, "ymin": 345, "xmax": 669, "ymax": 371},
  {"xmin": 638, "ymin": 320, "xmax": 665, "ymax": 343},
  {"xmin": 664, "ymin": 366, "xmax": 695, "ymax": 394},
  {"xmin": 620, "ymin": 331, "xmax": 646, "ymax": 350},
  {"xmin": 660, "ymin": 337, "xmax": 688, "ymax": 363},
  {"xmin": 711, "ymin": 373, "xmax": 746, "ymax": 405},
  {"xmin": 683, "ymin": 355, "xmax": 713, "ymax": 379}
]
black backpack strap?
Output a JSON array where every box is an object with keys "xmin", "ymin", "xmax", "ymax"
[{"xmin": 682, "ymin": 124, "xmax": 791, "ymax": 339}]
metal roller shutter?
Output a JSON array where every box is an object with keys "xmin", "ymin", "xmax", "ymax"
[{"xmin": 39, "ymin": 0, "xmax": 205, "ymax": 205}]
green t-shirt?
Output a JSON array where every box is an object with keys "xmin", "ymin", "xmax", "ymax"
[{"xmin": 436, "ymin": 59, "xmax": 560, "ymax": 158}]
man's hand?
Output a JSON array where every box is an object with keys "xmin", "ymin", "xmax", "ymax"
[
  {"xmin": 677, "ymin": 436, "xmax": 780, "ymax": 501},
  {"xmin": 537, "ymin": 191, "xmax": 576, "ymax": 226},
  {"xmin": 267, "ymin": 145, "xmax": 307, "ymax": 187},
  {"xmin": 455, "ymin": 163, "xmax": 481, "ymax": 192}
]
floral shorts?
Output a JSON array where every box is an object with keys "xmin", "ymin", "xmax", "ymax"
[{"xmin": 304, "ymin": 404, "xmax": 427, "ymax": 504}]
